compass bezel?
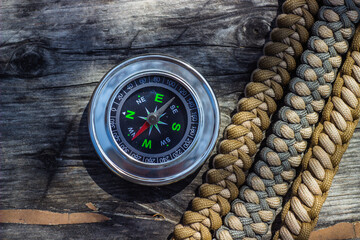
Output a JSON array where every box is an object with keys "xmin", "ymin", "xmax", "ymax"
[{"xmin": 88, "ymin": 54, "xmax": 220, "ymax": 186}]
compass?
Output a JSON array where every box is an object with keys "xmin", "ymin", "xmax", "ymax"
[{"xmin": 88, "ymin": 54, "xmax": 219, "ymax": 185}]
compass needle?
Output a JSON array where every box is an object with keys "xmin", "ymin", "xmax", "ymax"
[
  {"xmin": 155, "ymin": 97, "xmax": 175, "ymax": 119},
  {"xmin": 131, "ymin": 121, "xmax": 150, "ymax": 141},
  {"xmin": 89, "ymin": 55, "xmax": 218, "ymax": 185}
]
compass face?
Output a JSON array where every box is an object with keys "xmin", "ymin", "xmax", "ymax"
[
  {"xmin": 89, "ymin": 54, "xmax": 219, "ymax": 185},
  {"xmin": 109, "ymin": 75, "xmax": 199, "ymax": 164}
]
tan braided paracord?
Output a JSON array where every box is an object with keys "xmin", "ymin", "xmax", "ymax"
[
  {"xmin": 172, "ymin": 1, "xmax": 320, "ymax": 239},
  {"xmin": 273, "ymin": 25, "xmax": 360, "ymax": 240},
  {"xmin": 216, "ymin": 0, "xmax": 360, "ymax": 239}
]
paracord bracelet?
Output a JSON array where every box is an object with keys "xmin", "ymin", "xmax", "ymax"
[
  {"xmin": 273, "ymin": 24, "xmax": 360, "ymax": 240},
  {"xmin": 172, "ymin": 0, "xmax": 320, "ymax": 239}
]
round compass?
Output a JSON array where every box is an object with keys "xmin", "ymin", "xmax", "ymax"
[{"xmin": 88, "ymin": 54, "xmax": 219, "ymax": 185}]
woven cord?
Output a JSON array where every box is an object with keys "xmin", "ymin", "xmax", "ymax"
[
  {"xmin": 273, "ymin": 24, "xmax": 360, "ymax": 240},
  {"xmin": 172, "ymin": 1, "xmax": 320, "ymax": 239},
  {"xmin": 216, "ymin": 1, "xmax": 360, "ymax": 239}
]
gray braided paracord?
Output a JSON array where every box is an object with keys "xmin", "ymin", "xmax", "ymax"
[{"xmin": 216, "ymin": 0, "xmax": 360, "ymax": 239}]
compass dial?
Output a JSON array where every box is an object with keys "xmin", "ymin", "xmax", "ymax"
[{"xmin": 109, "ymin": 75, "xmax": 199, "ymax": 164}]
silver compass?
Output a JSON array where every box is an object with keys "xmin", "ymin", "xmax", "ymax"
[{"xmin": 88, "ymin": 54, "xmax": 219, "ymax": 185}]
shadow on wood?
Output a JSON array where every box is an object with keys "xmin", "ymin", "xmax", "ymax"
[{"xmin": 78, "ymin": 106, "xmax": 199, "ymax": 203}]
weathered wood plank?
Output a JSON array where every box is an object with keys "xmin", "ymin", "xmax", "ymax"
[{"xmin": 0, "ymin": 0, "xmax": 359, "ymax": 239}]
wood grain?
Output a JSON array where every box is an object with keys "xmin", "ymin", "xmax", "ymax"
[{"xmin": 0, "ymin": 0, "xmax": 359, "ymax": 239}]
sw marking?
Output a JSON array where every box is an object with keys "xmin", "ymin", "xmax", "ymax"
[{"xmin": 160, "ymin": 137, "xmax": 171, "ymax": 146}]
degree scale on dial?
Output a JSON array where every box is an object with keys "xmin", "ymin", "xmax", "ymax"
[
  {"xmin": 88, "ymin": 54, "xmax": 219, "ymax": 185},
  {"xmin": 109, "ymin": 75, "xmax": 199, "ymax": 164}
]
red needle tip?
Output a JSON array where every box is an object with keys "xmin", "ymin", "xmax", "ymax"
[{"xmin": 132, "ymin": 121, "xmax": 150, "ymax": 141}]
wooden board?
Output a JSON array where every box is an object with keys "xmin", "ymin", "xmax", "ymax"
[{"xmin": 1, "ymin": 0, "xmax": 359, "ymax": 239}]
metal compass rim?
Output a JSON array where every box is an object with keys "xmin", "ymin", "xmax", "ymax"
[{"xmin": 88, "ymin": 54, "xmax": 220, "ymax": 186}]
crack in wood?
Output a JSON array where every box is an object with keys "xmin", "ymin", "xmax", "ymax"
[
  {"xmin": 125, "ymin": 30, "xmax": 141, "ymax": 55},
  {"xmin": 133, "ymin": 201, "xmax": 178, "ymax": 224},
  {"xmin": 30, "ymin": 81, "xmax": 99, "ymax": 91},
  {"xmin": 36, "ymin": 111, "xmax": 81, "ymax": 206},
  {"xmin": 104, "ymin": 211, "xmax": 177, "ymax": 224}
]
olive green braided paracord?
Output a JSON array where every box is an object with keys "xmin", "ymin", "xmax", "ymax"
[
  {"xmin": 273, "ymin": 25, "xmax": 360, "ymax": 240},
  {"xmin": 216, "ymin": 0, "xmax": 360, "ymax": 239},
  {"xmin": 172, "ymin": 1, "xmax": 319, "ymax": 239}
]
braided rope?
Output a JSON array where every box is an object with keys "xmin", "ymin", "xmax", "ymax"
[
  {"xmin": 172, "ymin": 1, "xmax": 320, "ymax": 239},
  {"xmin": 216, "ymin": 1, "xmax": 360, "ymax": 239},
  {"xmin": 273, "ymin": 25, "xmax": 360, "ymax": 240}
]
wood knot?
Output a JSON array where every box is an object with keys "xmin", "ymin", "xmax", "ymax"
[
  {"xmin": 17, "ymin": 52, "xmax": 43, "ymax": 73},
  {"xmin": 238, "ymin": 17, "xmax": 271, "ymax": 47},
  {"xmin": 10, "ymin": 43, "xmax": 51, "ymax": 77}
]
